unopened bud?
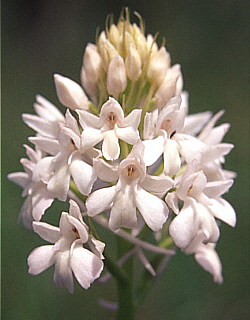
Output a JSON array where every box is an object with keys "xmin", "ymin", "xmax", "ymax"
[
  {"xmin": 135, "ymin": 32, "xmax": 149, "ymax": 63},
  {"xmin": 155, "ymin": 64, "xmax": 183, "ymax": 108},
  {"xmin": 80, "ymin": 67, "xmax": 97, "ymax": 104},
  {"xmin": 125, "ymin": 45, "xmax": 142, "ymax": 81},
  {"xmin": 118, "ymin": 31, "xmax": 135, "ymax": 58},
  {"xmin": 54, "ymin": 74, "xmax": 89, "ymax": 110},
  {"xmin": 98, "ymin": 31, "xmax": 119, "ymax": 71},
  {"xmin": 147, "ymin": 47, "xmax": 171, "ymax": 87},
  {"xmin": 146, "ymin": 34, "xmax": 158, "ymax": 55},
  {"xmin": 107, "ymin": 55, "xmax": 127, "ymax": 99},
  {"xmin": 108, "ymin": 24, "xmax": 120, "ymax": 48},
  {"xmin": 83, "ymin": 43, "xmax": 102, "ymax": 84}
]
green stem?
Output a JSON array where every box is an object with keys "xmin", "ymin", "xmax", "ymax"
[{"xmin": 116, "ymin": 236, "xmax": 135, "ymax": 320}]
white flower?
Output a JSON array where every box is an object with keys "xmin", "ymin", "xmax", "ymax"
[
  {"xmin": 86, "ymin": 141, "xmax": 173, "ymax": 231},
  {"xmin": 154, "ymin": 64, "xmax": 183, "ymax": 109},
  {"xmin": 22, "ymin": 95, "xmax": 65, "ymax": 139},
  {"xmin": 166, "ymin": 164, "xmax": 236, "ymax": 250},
  {"xmin": 54, "ymin": 74, "xmax": 90, "ymax": 111},
  {"xmin": 27, "ymin": 200, "xmax": 105, "ymax": 293},
  {"xmin": 143, "ymin": 95, "xmax": 186, "ymax": 175},
  {"xmin": 185, "ymin": 230, "xmax": 223, "ymax": 283},
  {"xmin": 77, "ymin": 97, "xmax": 142, "ymax": 160},
  {"xmin": 106, "ymin": 55, "xmax": 127, "ymax": 99},
  {"xmin": 29, "ymin": 109, "xmax": 99, "ymax": 201},
  {"xmin": 7, "ymin": 145, "xmax": 54, "ymax": 228}
]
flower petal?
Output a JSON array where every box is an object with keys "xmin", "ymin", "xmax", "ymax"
[
  {"xmin": 47, "ymin": 160, "xmax": 70, "ymax": 201},
  {"xmin": 80, "ymin": 128, "xmax": 103, "ymax": 150},
  {"xmin": 53, "ymin": 250, "xmax": 74, "ymax": 293},
  {"xmin": 28, "ymin": 245, "xmax": 55, "ymax": 275},
  {"xmin": 93, "ymin": 157, "xmax": 119, "ymax": 182},
  {"xmin": 140, "ymin": 174, "xmax": 173, "ymax": 194},
  {"xmin": 169, "ymin": 197, "xmax": 199, "ymax": 250},
  {"xmin": 115, "ymin": 126, "xmax": 139, "ymax": 145},
  {"xmin": 29, "ymin": 136, "xmax": 61, "ymax": 155},
  {"xmin": 54, "ymin": 74, "xmax": 89, "ymax": 111},
  {"xmin": 204, "ymin": 179, "xmax": 234, "ymax": 198},
  {"xmin": 70, "ymin": 152, "xmax": 97, "ymax": 195},
  {"xmin": 86, "ymin": 185, "xmax": 117, "ymax": 217},
  {"xmin": 70, "ymin": 240, "xmax": 104, "ymax": 289},
  {"xmin": 33, "ymin": 221, "xmax": 60, "ymax": 243},
  {"xmin": 195, "ymin": 243, "xmax": 223, "ymax": 283},
  {"xmin": 135, "ymin": 186, "xmax": 168, "ymax": 231},
  {"xmin": 67, "ymin": 215, "xmax": 89, "ymax": 243},
  {"xmin": 142, "ymin": 136, "xmax": 164, "ymax": 166},
  {"xmin": 163, "ymin": 139, "xmax": 181, "ymax": 176},
  {"xmin": 102, "ymin": 131, "xmax": 120, "ymax": 160},
  {"xmin": 7, "ymin": 172, "xmax": 30, "ymax": 189},
  {"xmin": 208, "ymin": 197, "xmax": 236, "ymax": 227},
  {"xmin": 22, "ymin": 113, "xmax": 60, "ymax": 138},
  {"xmin": 109, "ymin": 186, "xmax": 137, "ymax": 231}
]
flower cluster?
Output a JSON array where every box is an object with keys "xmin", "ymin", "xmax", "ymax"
[{"xmin": 8, "ymin": 10, "xmax": 236, "ymax": 294}]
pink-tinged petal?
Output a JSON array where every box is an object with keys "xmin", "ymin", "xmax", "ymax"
[
  {"xmin": 32, "ymin": 157, "xmax": 54, "ymax": 183},
  {"xmin": 177, "ymin": 136, "xmax": 202, "ymax": 163},
  {"xmin": 198, "ymin": 110, "xmax": 224, "ymax": 140},
  {"xmin": 53, "ymin": 250, "xmax": 74, "ymax": 293},
  {"xmin": 115, "ymin": 126, "xmax": 139, "ymax": 145},
  {"xmin": 70, "ymin": 152, "xmax": 97, "ymax": 195},
  {"xmin": 100, "ymin": 97, "xmax": 124, "ymax": 123},
  {"xmin": 201, "ymin": 124, "xmax": 230, "ymax": 145},
  {"xmin": 93, "ymin": 157, "xmax": 119, "ymax": 182},
  {"xmin": 102, "ymin": 131, "xmax": 120, "ymax": 160},
  {"xmin": 7, "ymin": 172, "xmax": 30, "ymax": 189},
  {"xmin": 135, "ymin": 186, "xmax": 168, "ymax": 232},
  {"xmin": 28, "ymin": 245, "xmax": 55, "ymax": 275},
  {"xmin": 68, "ymin": 199, "xmax": 85, "ymax": 221},
  {"xmin": 86, "ymin": 185, "xmax": 117, "ymax": 217},
  {"xmin": 143, "ymin": 109, "xmax": 158, "ymax": 140},
  {"xmin": 123, "ymin": 109, "xmax": 142, "ymax": 129},
  {"xmin": 169, "ymin": 198, "xmax": 199, "ymax": 250},
  {"xmin": 20, "ymin": 158, "xmax": 35, "ymax": 175},
  {"xmin": 109, "ymin": 186, "xmax": 137, "ymax": 231},
  {"xmin": 18, "ymin": 196, "xmax": 33, "ymax": 229},
  {"xmin": 81, "ymin": 128, "xmax": 103, "ymax": 150},
  {"xmin": 88, "ymin": 236, "xmax": 105, "ymax": 259},
  {"xmin": 208, "ymin": 198, "xmax": 236, "ymax": 227},
  {"xmin": 140, "ymin": 174, "xmax": 173, "ymax": 194},
  {"xmin": 67, "ymin": 215, "xmax": 89, "ymax": 243},
  {"xmin": 165, "ymin": 192, "xmax": 179, "ymax": 214},
  {"xmin": 70, "ymin": 240, "xmax": 104, "ymax": 289},
  {"xmin": 183, "ymin": 111, "xmax": 212, "ymax": 136},
  {"xmin": 188, "ymin": 171, "xmax": 207, "ymax": 198},
  {"xmin": 76, "ymin": 109, "xmax": 101, "ymax": 129},
  {"xmin": 33, "ymin": 221, "xmax": 60, "ymax": 243},
  {"xmin": 47, "ymin": 162, "xmax": 70, "ymax": 201},
  {"xmin": 195, "ymin": 244, "xmax": 223, "ymax": 284},
  {"xmin": 142, "ymin": 136, "xmax": 164, "ymax": 166},
  {"xmin": 22, "ymin": 114, "xmax": 60, "ymax": 138},
  {"xmin": 65, "ymin": 109, "xmax": 81, "ymax": 135},
  {"xmin": 163, "ymin": 139, "xmax": 181, "ymax": 176},
  {"xmin": 54, "ymin": 74, "xmax": 89, "ymax": 111},
  {"xmin": 204, "ymin": 179, "xmax": 234, "ymax": 198},
  {"xmin": 23, "ymin": 144, "xmax": 42, "ymax": 163},
  {"xmin": 201, "ymin": 143, "xmax": 234, "ymax": 163},
  {"xmin": 29, "ymin": 136, "xmax": 61, "ymax": 155},
  {"xmin": 58, "ymin": 212, "xmax": 75, "ymax": 240},
  {"xmin": 35, "ymin": 95, "xmax": 65, "ymax": 122},
  {"xmin": 32, "ymin": 182, "xmax": 54, "ymax": 221},
  {"xmin": 177, "ymin": 171, "xmax": 200, "ymax": 201},
  {"xmin": 197, "ymin": 203, "xmax": 220, "ymax": 243}
]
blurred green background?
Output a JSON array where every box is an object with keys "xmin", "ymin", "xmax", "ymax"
[{"xmin": 2, "ymin": 0, "xmax": 249, "ymax": 319}]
